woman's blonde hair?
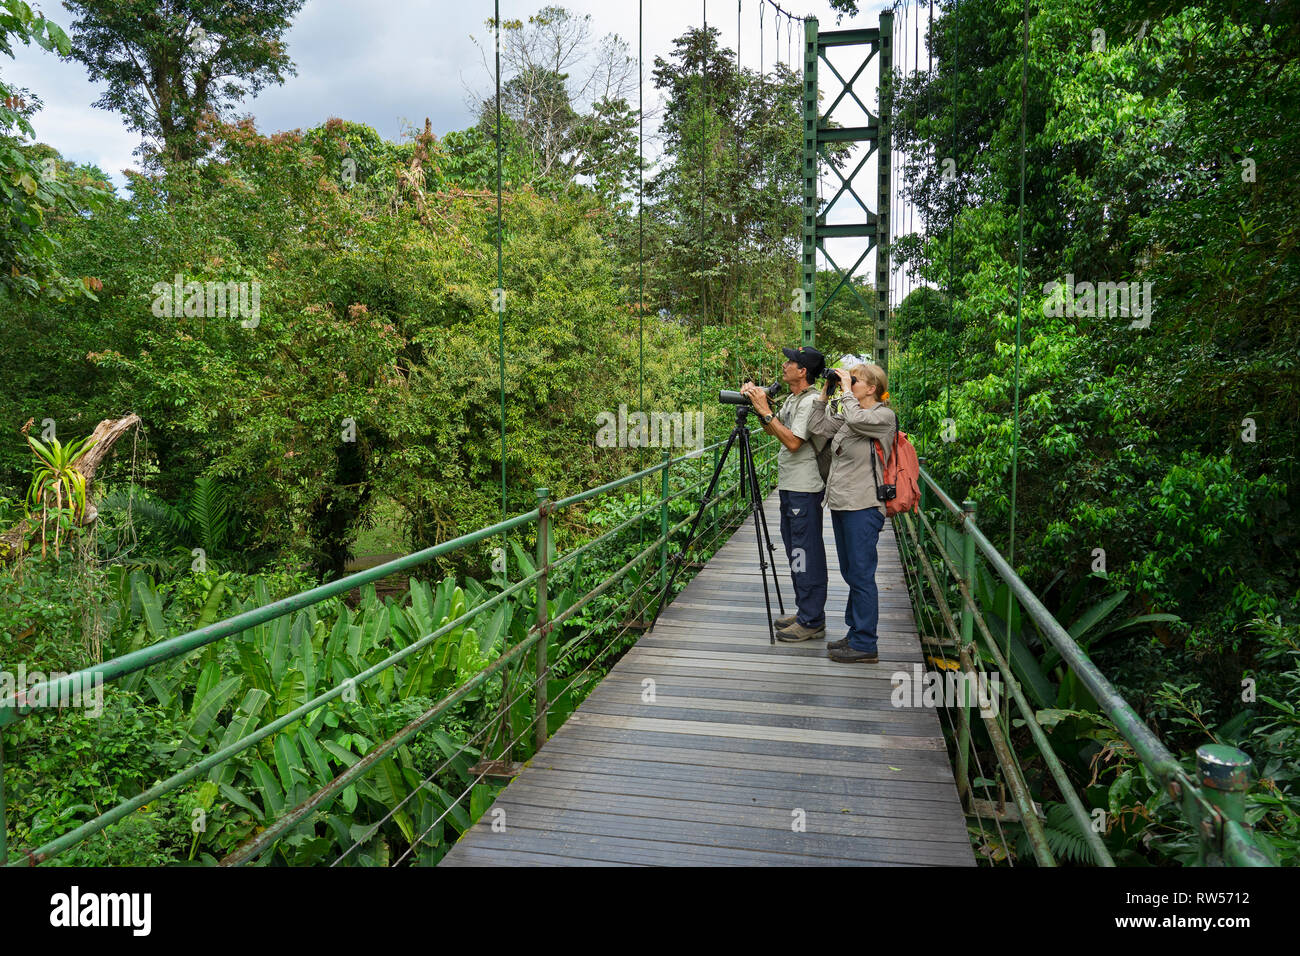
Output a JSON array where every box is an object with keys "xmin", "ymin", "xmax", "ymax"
[{"xmin": 850, "ymin": 362, "xmax": 889, "ymax": 403}]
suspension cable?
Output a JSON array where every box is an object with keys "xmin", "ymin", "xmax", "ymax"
[
  {"xmin": 1005, "ymin": 0, "xmax": 1030, "ymax": 734},
  {"xmin": 699, "ymin": 0, "xmax": 708, "ymax": 474},
  {"xmin": 639, "ymin": 0, "xmax": 646, "ymax": 551},
  {"xmin": 946, "ymin": 0, "xmax": 959, "ymax": 424},
  {"xmin": 494, "ymin": 0, "xmax": 508, "ymax": 583}
]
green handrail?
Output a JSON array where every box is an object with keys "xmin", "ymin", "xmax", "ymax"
[
  {"xmin": 911, "ymin": 463, "xmax": 1272, "ymax": 867},
  {"xmin": 0, "ymin": 430, "xmax": 779, "ymax": 866}
]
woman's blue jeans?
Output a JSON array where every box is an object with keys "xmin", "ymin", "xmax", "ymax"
[{"xmin": 830, "ymin": 507, "xmax": 886, "ymax": 653}]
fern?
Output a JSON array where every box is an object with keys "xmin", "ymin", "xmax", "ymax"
[
  {"xmin": 188, "ymin": 476, "xmax": 231, "ymax": 554},
  {"xmin": 99, "ymin": 477, "xmax": 234, "ymax": 557},
  {"xmin": 1040, "ymin": 802, "xmax": 1104, "ymax": 865},
  {"xmin": 99, "ymin": 487, "xmax": 188, "ymax": 537}
]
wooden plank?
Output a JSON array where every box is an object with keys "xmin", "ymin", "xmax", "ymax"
[
  {"xmin": 508, "ymin": 766, "xmax": 962, "ymax": 820},
  {"xmin": 572, "ymin": 702, "xmax": 938, "ymax": 740},
  {"xmin": 622, "ymin": 645, "xmax": 915, "ymax": 669},
  {"xmin": 589, "ymin": 673, "xmax": 925, "ymax": 710},
  {"xmin": 599, "ymin": 662, "xmax": 905, "ymax": 698},
  {"xmin": 536, "ymin": 734, "xmax": 956, "ymax": 787},
  {"xmin": 438, "ymin": 846, "xmax": 637, "ymax": 867},
  {"xmin": 640, "ymin": 625, "xmax": 922, "ymax": 643},
  {"xmin": 559, "ymin": 711, "xmax": 946, "ymax": 752},
  {"xmin": 658, "ymin": 605, "xmax": 918, "ymax": 625},
  {"xmin": 580, "ymin": 689, "xmax": 939, "ymax": 725},
  {"xmin": 579, "ymin": 685, "xmax": 939, "ymax": 727},
  {"xmin": 458, "ymin": 805, "xmax": 973, "ymax": 866},
  {"xmin": 520, "ymin": 752, "xmax": 962, "ymax": 806},
  {"xmin": 622, "ymin": 648, "xmax": 917, "ymax": 676},
  {"xmin": 548, "ymin": 721, "xmax": 956, "ymax": 773},
  {"xmin": 494, "ymin": 782, "xmax": 973, "ymax": 843},
  {"xmin": 448, "ymin": 825, "xmax": 875, "ymax": 867}
]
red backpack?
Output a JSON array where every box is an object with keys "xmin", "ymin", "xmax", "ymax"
[{"xmin": 870, "ymin": 423, "xmax": 921, "ymax": 516}]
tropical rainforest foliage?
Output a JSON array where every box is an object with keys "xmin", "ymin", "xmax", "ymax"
[{"xmin": 0, "ymin": 0, "xmax": 1296, "ymax": 865}]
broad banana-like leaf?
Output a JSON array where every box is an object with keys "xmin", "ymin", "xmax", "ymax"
[
  {"xmin": 195, "ymin": 579, "xmax": 228, "ymax": 629},
  {"xmin": 272, "ymin": 733, "xmax": 306, "ymax": 792},
  {"xmin": 296, "ymin": 727, "xmax": 332, "ymax": 781},
  {"xmin": 367, "ymin": 757, "xmax": 414, "ymax": 843},
  {"xmin": 509, "ymin": 538, "xmax": 537, "ymax": 577},
  {"xmin": 1006, "ymin": 627, "xmax": 1057, "ymax": 710},
  {"xmin": 427, "ymin": 783, "xmax": 471, "ymax": 834},
  {"xmin": 235, "ymin": 640, "xmax": 272, "ymax": 695},
  {"xmin": 132, "ymin": 576, "xmax": 167, "ymax": 641},
  {"xmin": 478, "ymin": 602, "xmax": 511, "ymax": 656},
  {"xmin": 218, "ymin": 782, "xmax": 263, "ymax": 819},
  {"xmin": 249, "ymin": 758, "xmax": 285, "ymax": 818},
  {"xmin": 269, "ymin": 615, "xmax": 293, "ymax": 686},
  {"xmin": 469, "ymin": 783, "xmax": 497, "ymax": 824},
  {"xmin": 320, "ymin": 738, "xmax": 359, "ymax": 767},
  {"xmin": 176, "ymin": 675, "xmax": 241, "ymax": 766},
  {"xmin": 295, "ymin": 626, "xmax": 317, "ymax": 699},
  {"xmin": 208, "ymin": 688, "xmax": 272, "ymax": 785},
  {"xmin": 192, "ymin": 660, "xmax": 221, "ymax": 709},
  {"xmin": 346, "ymin": 623, "xmax": 364, "ymax": 664},
  {"xmin": 145, "ymin": 673, "xmax": 176, "ymax": 709},
  {"xmin": 1068, "ymin": 590, "xmax": 1131, "ymax": 641}
]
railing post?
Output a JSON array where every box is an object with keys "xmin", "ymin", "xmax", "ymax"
[
  {"xmin": 712, "ymin": 444, "xmax": 720, "ymax": 529},
  {"xmin": 659, "ymin": 451, "xmax": 671, "ymax": 593},
  {"xmin": 917, "ymin": 457, "xmax": 928, "ymax": 554},
  {"xmin": 533, "ymin": 487, "xmax": 550, "ymax": 753},
  {"xmin": 1195, "ymin": 744, "xmax": 1259, "ymax": 866},
  {"xmin": 954, "ymin": 498, "xmax": 977, "ymax": 806},
  {"xmin": 961, "ymin": 500, "xmax": 977, "ymax": 647}
]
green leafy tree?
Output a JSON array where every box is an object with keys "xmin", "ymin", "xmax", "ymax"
[
  {"xmin": 0, "ymin": 1, "xmax": 107, "ymax": 299},
  {"xmin": 475, "ymin": 6, "xmax": 637, "ymax": 196},
  {"xmin": 62, "ymin": 0, "xmax": 305, "ymax": 164}
]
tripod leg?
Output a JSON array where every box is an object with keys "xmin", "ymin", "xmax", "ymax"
[
  {"xmin": 739, "ymin": 428, "xmax": 778, "ymax": 645},
  {"xmin": 746, "ymin": 434, "xmax": 785, "ymax": 615},
  {"xmin": 648, "ymin": 426, "xmax": 741, "ymax": 630}
]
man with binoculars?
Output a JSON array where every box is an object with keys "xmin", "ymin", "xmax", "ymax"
[{"xmin": 740, "ymin": 346, "xmax": 829, "ymax": 643}]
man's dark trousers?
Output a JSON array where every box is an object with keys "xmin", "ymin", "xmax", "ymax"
[{"xmin": 779, "ymin": 489, "xmax": 827, "ymax": 630}]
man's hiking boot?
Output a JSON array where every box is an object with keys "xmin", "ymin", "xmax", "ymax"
[
  {"xmin": 776, "ymin": 621, "xmax": 825, "ymax": 643},
  {"xmin": 827, "ymin": 636, "xmax": 850, "ymax": 651},
  {"xmin": 774, "ymin": 613, "xmax": 797, "ymax": 629},
  {"xmin": 828, "ymin": 645, "xmax": 879, "ymax": 663}
]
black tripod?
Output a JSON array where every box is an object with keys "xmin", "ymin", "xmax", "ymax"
[{"xmin": 651, "ymin": 404, "xmax": 785, "ymax": 643}]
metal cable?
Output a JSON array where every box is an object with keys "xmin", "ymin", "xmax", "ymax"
[
  {"xmin": 494, "ymin": 0, "xmax": 508, "ymax": 582},
  {"xmin": 1004, "ymin": 0, "xmax": 1032, "ymax": 746}
]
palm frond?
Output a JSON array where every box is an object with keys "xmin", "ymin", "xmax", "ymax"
[
  {"xmin": 188, "ymin": 476, "xmax": 232, "ymax": 555},
  {"xmin": 98, "ymin": 486, "xmax": 190, "ymax": 538}
]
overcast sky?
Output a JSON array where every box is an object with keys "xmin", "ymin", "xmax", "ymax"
[
  {"xmin": 5, "ymin": 0, "xmax": 902, "ymax": 176},
  {"xmin": 4, "ymin": 0, "xmax": 923, "ymax": 296}
]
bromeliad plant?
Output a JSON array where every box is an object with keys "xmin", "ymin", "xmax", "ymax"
[{"xmin": 24, "ymin": 433, "xmax": 96, "ymax": 560}]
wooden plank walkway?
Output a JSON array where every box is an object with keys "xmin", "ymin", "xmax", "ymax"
[{"xmin": 439, "ymin": 492, "xmax": 975, "ymax": 867}]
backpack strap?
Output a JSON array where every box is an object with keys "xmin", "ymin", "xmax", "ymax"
[{"xmin": 871, "ymin": 408, "xmax": 900, "ymax": 470}]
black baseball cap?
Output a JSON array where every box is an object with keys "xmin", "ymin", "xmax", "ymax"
[{"xmin": 782, "ymin": 345, "xmax": 825, "ymax": 379}]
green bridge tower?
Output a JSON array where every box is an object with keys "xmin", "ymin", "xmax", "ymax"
[{"xmin": 801, "ymin": 10, "xmax": 893, "ymax": 369}]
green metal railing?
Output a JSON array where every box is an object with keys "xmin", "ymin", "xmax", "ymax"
[
  {"xmin": 0, "ymin": 430, "xmax": 778, "ymax": 866},
  {"xmin": 895, "ymin": 460, "xmax": 1272, "ymax": 867}
]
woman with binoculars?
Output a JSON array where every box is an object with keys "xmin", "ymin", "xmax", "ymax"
[{"xmin": 806, "ymin": 358, "xmax": 896, "ymax": 664}]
